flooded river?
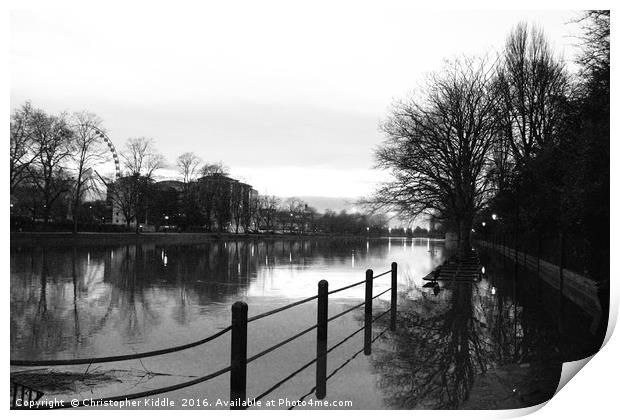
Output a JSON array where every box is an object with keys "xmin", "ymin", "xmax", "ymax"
[{"xmin": 10, "ymin": 236, "xmax": 600, "ymax": 409}]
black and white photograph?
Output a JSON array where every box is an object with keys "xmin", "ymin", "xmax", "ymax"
[{"xmin": 7, "ymin": 1, "xmax": 613, "ymax": 414}]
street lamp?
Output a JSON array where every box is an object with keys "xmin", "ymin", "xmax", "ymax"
[{"xmin": 482, "ymin": 222, "xmax": 486, "ymax": 227}]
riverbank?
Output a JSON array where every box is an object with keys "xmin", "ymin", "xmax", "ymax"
[{"xmin": 10, "ymin": 231, "xmax": 442, "ymax": 247}]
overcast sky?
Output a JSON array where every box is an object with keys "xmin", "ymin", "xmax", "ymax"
[{"xmin": 10, "ymin": 5, "xmax": 582, "ymax": 198}]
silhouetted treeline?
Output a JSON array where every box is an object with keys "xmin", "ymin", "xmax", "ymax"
[
  {"xmin": 10, "ymin": 108, "xmax": 397, "ymax": 236},
  {"xmin": 478, "ymin": 12, "xmax": 609, "ymax": 285},
  {"xmin": 373, "ymin": 12, "xmax": 609, "ymax": 276}
]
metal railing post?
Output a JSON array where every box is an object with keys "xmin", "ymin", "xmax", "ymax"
[
  {"xmin": 390, "ymin": 262, "xmax": 397, "ymax": 331},
  {"xmin": 316, "ymin": 280, "xmax": 328, "ymax": 399},
  {"xmin": 230, "ymin": 301, "xmax": 248, "ymax": 409},
  {"xmin": 559, "ymin": 233, "xmax": 565, "ymax": 335},
  {"xmin": 537, "ymin": 233, "xmax": 542, "ymax": 281},
  {"xmin": 559, "ymin": 233, "xmax": 565, "ymax": 295},
  {"xmin": 364, "ymin": 269, "xmax": 373, "ymax": 355}
]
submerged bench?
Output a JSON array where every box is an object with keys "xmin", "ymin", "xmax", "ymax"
[{"xmin": 423, "ymin": 252, "xmax": 482, "ymax": 283}]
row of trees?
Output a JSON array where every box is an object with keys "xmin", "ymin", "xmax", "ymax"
[
  {"xmin": 10, "ymin": 111, "xmax": 392, "ymax": 235},
  {"xmin": 10, "ymin": 104, "xmax": 110, "ymax": 233},
  {"xmin": 372, "ymin": 11, "xmax": 609, "ymax": 280},
  {"xmin": 128, "ymin": 150, "xmax": 392, "ymax": 235},
  {"xmin": 134, "ymin": 185, "xmax": 391, "ymax": 235}
]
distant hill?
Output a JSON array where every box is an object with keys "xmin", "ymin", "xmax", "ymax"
[
  {"xmin": 282, "ymin": 195, "xmax": 428, "ymax": 229},
  {"xmin": 285, "ymin": 196, "xmax": 362, "ymax": 214}
]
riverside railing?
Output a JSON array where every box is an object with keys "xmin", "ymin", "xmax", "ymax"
[{"xmin": 10, "ymin": 262, "xmax": 399, "ymax": 410}]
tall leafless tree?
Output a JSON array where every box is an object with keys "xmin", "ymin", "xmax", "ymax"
[
  {"xmin": 258, "ymin": 195, "xmax": 280, "ymax": 232},
  {"xmin": 28, "ymin": 108, "xmax": 74, "ymax": 223},
  {"xmin": 176, "ymin": 152, "xmax": 202, "ymax": 186},
  {"xmin": 109, "ymin": 138, "xmax": 165, "ymax": 232},
  {"xmin": 574, "ymin": 10, "xmax": 610, "ymax": 80},
  {"xmin": 495, "ymin": 23, "xmax": 569, "ymax": 166},
  {"xmin": 283, "ymin": 197, "xmax": 305, "ymax": 233},
  {"xmin": 373, "ymin": 57, "xmax": 499, "ymax": 255},
  {"xmin": 10, "ymin": 102, "xmax": 38, "ymax": 190},
  {"xmin": 69, "ymin": 112, "xmax": 110, "ymax": 233},
  {"xmin": 121, "ymin": 137, "xmax": 166, "ymax": 178},
  {"xmin": 175, "ymin": 152, "xmax": 202, "ymax": 224}
]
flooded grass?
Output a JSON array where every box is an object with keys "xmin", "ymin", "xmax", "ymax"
[{"xmin": 10, "ymin": 367, "xmax": 196, "ymax": 396}]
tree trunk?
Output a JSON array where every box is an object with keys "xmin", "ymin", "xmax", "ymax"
[
  {"xmin": 72, "ymin": 194, "xmax": 80, "ymax": 235},
  {"xmin": 458, "ymin": 218, "xmax": 472, "ymax": 258}
]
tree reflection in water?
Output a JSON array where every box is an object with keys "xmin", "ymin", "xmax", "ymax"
[
  {"xmin": 11, "ymin": 238, "xmax": 388, "ymax": 359},
  {"xmin": 371, "ymin": 271, "xmax": 562, "ymax": 409}
]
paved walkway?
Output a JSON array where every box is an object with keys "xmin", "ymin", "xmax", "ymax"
[{"xmin": 462, "ymin": 362, "xmax": 561, "ymax": 409}]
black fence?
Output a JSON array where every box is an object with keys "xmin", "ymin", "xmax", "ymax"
[
  {"xmin": 10, "ymin": 262, "xmax": 399, "ymax": 410},
  {"xmin": 475, "ymin": 227, "xmax": 607, "ymax": 284}
]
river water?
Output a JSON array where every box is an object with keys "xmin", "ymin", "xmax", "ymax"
[{"xmin": 10, "ymin": 236, "xmax": 599, "ymax": 409}]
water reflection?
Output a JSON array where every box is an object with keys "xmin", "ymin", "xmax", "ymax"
[
  {"xmin": 371, "ymin": 257, "xmax": 562, "ymax": 409},
  {"xmin": 11, "ymin": 238, "xmax": 399, "ymax": 360},
  {"xmin": 11, "ymin": 237, "xmax": 577, "ymax": 409}
]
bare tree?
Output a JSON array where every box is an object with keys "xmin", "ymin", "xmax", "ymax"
[
  {"xmin": 495, "ymin": 23, "xmax": 569, "ymax": 165},
  {"xmin": 258, "ymin": 195, "xmax": 280, "ymax": 232},
  {"xmin": 121, "ymin": 137, "xmax": 166, "ymax": 178},
  {"xmin": 246, "ymin": 192, "xmax": 259, "ymax": 233},
  {"xmin": 176, "ymin": 152, "xmax": 202, "ymax": 186},
  {"xmin": 28, "ymin": 108, "xmax": 74, "ymax": 223},
  {"xmin": 69, "ymin": 112, "xmax": 110, "ymax": 233},
  {"xmin": 200, "ymin": 161, "xmax": 229, "ymax": 177},
  {"xmin": 574, "ymin": 10, "xmax": 610, "ymax": 79},
  {"xmin": 283, "ymin": 197, "xmax": 305, "ymax": 233},
  {"xmin": 373, "ymin": 57, "xmax": 499, "ymax": 255},
  {"xmin": 110, "ymin": 138, "xmax": 165, "ymax": 232},
  {"xmin": 10, "ymin": 102, "xmax": 38, "ymax": 190},
  {"xmin": 488, "ymin": 131, "xmax": 513, "ymax": 194},
  {"xmin": 107, "ymin": 176, "xmax": 142, "ymax": 230},
  {"xmin": 175, "ymin": 152, "xmax": 202, "ymax": 225}
]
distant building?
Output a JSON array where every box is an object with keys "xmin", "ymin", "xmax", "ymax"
[
  {"xmin": 107, "ymin": 174, "xmax": 256, "ymax": 232},
  {"xmin": 156, "ymin": 180, "xmax": 184, "ymax": 192}
]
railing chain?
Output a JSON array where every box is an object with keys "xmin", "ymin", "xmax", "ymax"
[{"xmin": 12, "ymin": 263, "xmax": 399, "ymax": 411}]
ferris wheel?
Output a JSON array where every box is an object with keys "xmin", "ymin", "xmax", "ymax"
[
  {"xmin": 89, "ymin": 126, "xmax": 121, "ymax": 179},
  {"xmin": 72, "ymin": 124, "xmax": 122, "ymax": 186}
]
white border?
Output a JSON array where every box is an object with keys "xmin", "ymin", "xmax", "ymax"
[{"xmin": 4, "ymin": 1, "xmax": 616, "ymax": 419}]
